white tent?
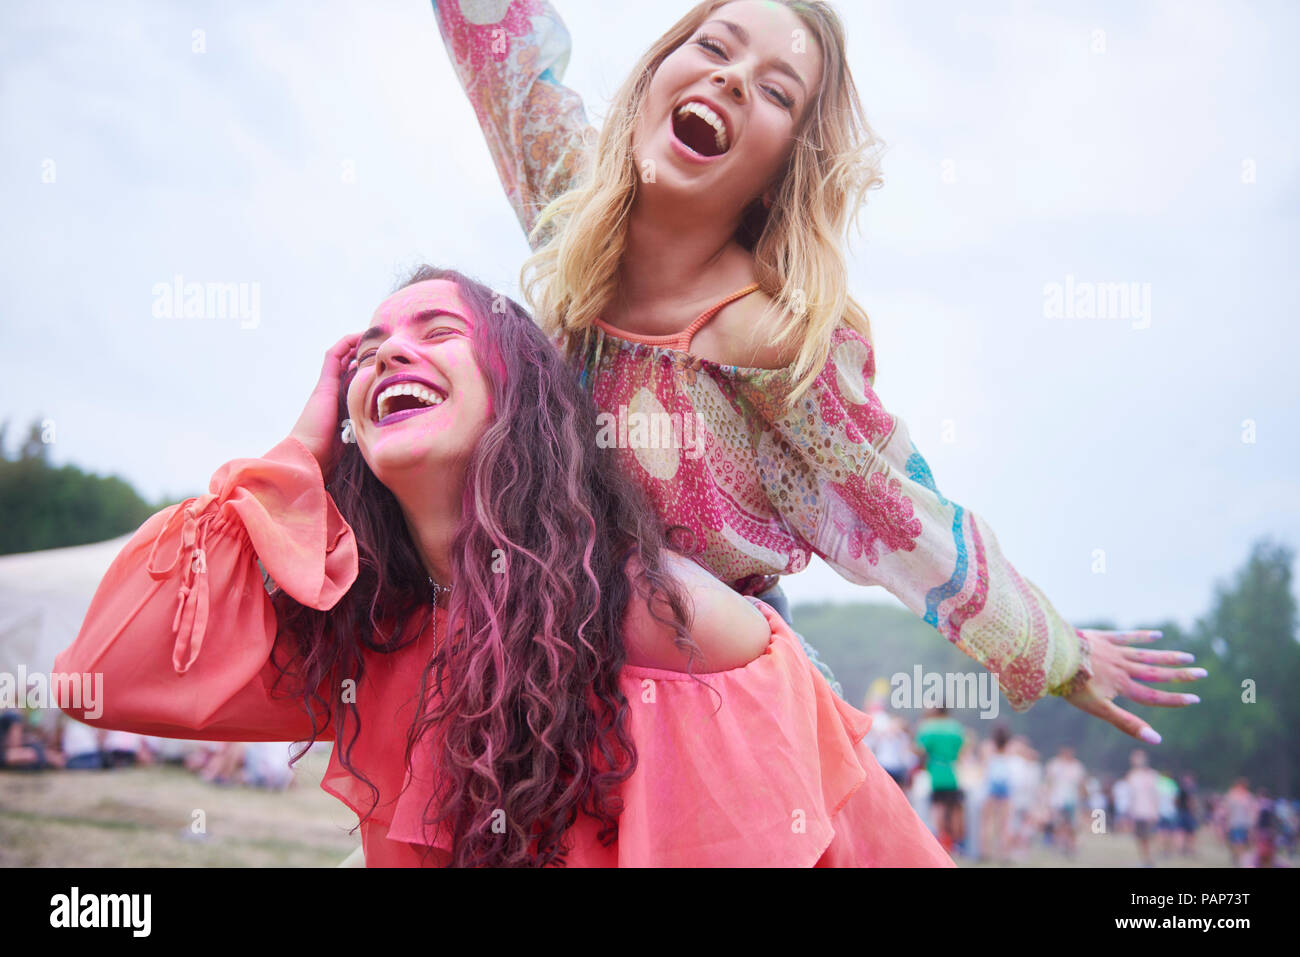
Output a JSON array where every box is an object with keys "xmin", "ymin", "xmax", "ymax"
[
  {"xmin": 0, "ymin": 535, "xmax": 308, "ymax": 758},
  {"xmin": 0, "ymin": 534, "xmax": 133, "ymax": 678}
]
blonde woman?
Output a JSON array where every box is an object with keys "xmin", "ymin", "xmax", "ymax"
[{"xmin": 429, "ymin": 0, "xmax": 1204, "ymax": 737}]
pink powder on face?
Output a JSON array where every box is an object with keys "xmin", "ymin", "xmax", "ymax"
[
  {"xmin": 368, "ymin": 279, "xmax": 476, "ymax": 330},
  {"xmin": 352, "ymin": 280, "xmax": 494, "ymax": 441}
]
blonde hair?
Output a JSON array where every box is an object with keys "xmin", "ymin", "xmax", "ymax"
[{"xmin": 521, "ymin": 0, "xmax": 885, "ymax": 408}]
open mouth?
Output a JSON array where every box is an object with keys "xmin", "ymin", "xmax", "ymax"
[
  {"xmin": 372, "ymin": 381, "xmax": 446, "ymax": 426},
  {"xmin": 671, "ymin": 100, "xmax": 730, "ymax": 158}
]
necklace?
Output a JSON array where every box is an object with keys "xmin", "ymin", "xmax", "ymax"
[{"xmin": 428, "ymin": 575, "xmax": 452, "ymax": 631}]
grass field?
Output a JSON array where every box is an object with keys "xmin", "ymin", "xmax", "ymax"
[
  {"xmin": 0, "ymin": 754, "xmax": 1253, "ymax": 867},
  {"xmin": 0, "ymin": 749, "xmax": 359, "ymax": 867}
]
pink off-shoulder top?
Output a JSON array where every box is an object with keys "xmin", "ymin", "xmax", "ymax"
[{"xmin": 53, "ymin": 437, "xmax": 952, "ymax": 867}]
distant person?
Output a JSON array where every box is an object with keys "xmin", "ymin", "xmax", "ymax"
[
  {"xmin": 1174, "ymin": 772, "xmax": 1200, "ymax": 857},
  {"xmin": 102, "ymin": 730, "xmax": 150, "ymax": 769},
  {"xmin": 1276, "ymin": 799, "xmax": 1298, "ymax": 858},
  {"xmin": 61, "ymin": 717, "xmax": 104, "ymax": 770},
  {"xmin": 1086, "ymin": 775, "xmax": 1106, "ymax": 824},
  {"xmin": 242, "ymin": 741, "xmax": 295, "ymax": 791},
  {"xmin": 1156, "ymin": 771, "xmax": 1179, "ymax": 857},
  {"xmin": 0, "ymin": 707, "xmax": 64, "ymax": 771},
  {"xmin": 1254, "ymin": 788, "xmax": 1277, "ymax": 868},
  {"xmin": 955, "ymin": 728, "xmax": 984, "ymax": 859},
  {"xmin": 979, "ymin": 725, "xmax": 1013, "ymax": 864},
  {"xmin": 1007, "ymin": 737, "xmax": 1043, "ymax": 860},
  {"xmin": 199, "ymin": 742, "xmax": 246, "ymax": 786},
  {"xmin": 1223, "ymin": 779, "xmax": 1257, "ymax": 866},
  {"xmin": 142, "ymin": 735, "xmax": 191, "ymax": 765},
  {"xmin": 1124, "ymin": 750, "xmax": 1161, "ymax": 867},
  {"xmin": 1113, "ymin": 775, "xmax": 1133, "ymax": 834},
  {"xmin": 1044, "ymin": 745, "xmax": 1087, "ymax": 857},
  {"xmin": 915, "ymin": 707, "xmax": 966, "ymax": 854},
  {"xmin": 864, "ymin": 702, "xmax": 914, "ymax": 788}
]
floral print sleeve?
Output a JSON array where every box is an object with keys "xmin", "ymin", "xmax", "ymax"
[
  {"xmin": 737, "ymin": 326, "xmax": 1089, "ymax": 712},
  {"xmin": 431, "ymin": 0, "xmax": 595, "ymax": 245}
]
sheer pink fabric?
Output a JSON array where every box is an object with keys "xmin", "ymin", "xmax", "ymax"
[{"xmin": 54, "ymin": 437, "xmax": 951, "ymax": 867}]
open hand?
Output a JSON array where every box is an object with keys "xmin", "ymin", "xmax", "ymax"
[{"xmin": 1063, "ymin": 629, "xmax": 1206, "ymax": 744}]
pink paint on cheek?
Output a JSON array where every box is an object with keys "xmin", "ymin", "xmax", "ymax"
[{"xmin": 346, "ymin": 372, "xmax": 371, "ymax": 424}]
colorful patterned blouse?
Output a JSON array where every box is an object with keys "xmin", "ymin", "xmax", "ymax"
[{"xmin": 431, "ymin": 0, "xmax": 1087, "ymax": 712}]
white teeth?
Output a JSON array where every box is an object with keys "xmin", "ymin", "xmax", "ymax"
[
  {"xmin": 376, "ymin": 382, "xmax": 444, "ymax": 421},
  {"xmin": 675, "ymin": 101, "xmax": 728, "ymax": 152}
]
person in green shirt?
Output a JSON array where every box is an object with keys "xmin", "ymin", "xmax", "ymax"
[{"xmin": 915, "ymin": 707, "xmax": 966, "ymax": 854}]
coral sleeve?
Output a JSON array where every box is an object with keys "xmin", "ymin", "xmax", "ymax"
[
  {"xmin": 51, "ymin": 437, "xmax": 357, "ymax": 741},
  {"xmin": 431, "ymin": 0, "xmax": 595, "ymax": 245},
  {"xmin": 747, "ymin": 325, "xmax": 1090, "ymax": 712}
]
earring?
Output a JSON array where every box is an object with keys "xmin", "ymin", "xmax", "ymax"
[{"xmin": 340, "ymin": 419, "xmax": 355, "ymax": 444}]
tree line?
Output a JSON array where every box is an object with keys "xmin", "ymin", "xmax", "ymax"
[
  {"xmin": 800, "ymin": 538, "xmax": 1298, "ymax": 796},
  {"xmin": 0, "ymin": 417, "xmax": 190, "ymax": 555}
]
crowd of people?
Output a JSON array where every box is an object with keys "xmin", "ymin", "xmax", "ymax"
[
  {"xmin": 0, "ymin": 705, "xmax": 302, "ymax": 791},
  {"xmin": 864, "ymin": 701, "xmax": 1296, "ymax": 867},
  {"xmin": 9, "ymin": 694, "xmax": 1290, "ymax": 867}
]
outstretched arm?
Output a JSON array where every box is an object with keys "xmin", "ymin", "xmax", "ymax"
[
  {"xmin": 761, "ymin": 325, "xmax": 1204, "ymax": 738},
  {"xmin": 431, "ymin": 0, "xmax": 596, "ymax": 246}
]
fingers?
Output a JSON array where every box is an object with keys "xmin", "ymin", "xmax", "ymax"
[
  {"xmin": 329, "ymin": 332, "xmax": 363, "ymax": 359},
  {"xmin": 1119, "ymin": 646, "xmax": 1206, "ymax": 702},
  {"xmin": 1082, "ymin": 696, "xmax": 1162, "ymax": 744},
  {"xmin": 1122, "ymin": 680, "xmax": 1200, "ymax": 708},
  {"xmin": 1123, "ymin": 647, "xmax": 1196, "ymax": 666},
  {"xmin": 326, "ymin": 333, "xmax": 363, "ymax": 366},
  {"xmin": 1081, "ymin": 628, "xmax": 1163, "ymax": 645},
  {"xmin": 1124, "ymin": 662, "xmax": 1208, "ymax": 684},
  {"xmin": 322, "ymin": 333, "xmax": 363, "ymax": 380}
]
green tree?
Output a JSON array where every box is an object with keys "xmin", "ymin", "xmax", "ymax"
[
  {"xmin": 0, "ymin": 415, "xmax": 166, "ymax": 554},
  {"xmin": 797, "ymin": 537, "xmax": 1298, "ymax": 793},
  {"xmin": 1153, "ymin": 538, "xmax": 1299, "ymax": 793}
]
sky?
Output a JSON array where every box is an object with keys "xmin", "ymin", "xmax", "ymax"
[{"xmin": 2, "ymin": 0, "xmax": 1297, "ymax": 633}]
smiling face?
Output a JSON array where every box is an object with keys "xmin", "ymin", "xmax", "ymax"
[
  {"xmin": 632, "ymin": 0, "xmax": 823, "ymax": 217},
  {"xmin": 345, "ymin": 279, "xmax": 492, "ymax": 483}
]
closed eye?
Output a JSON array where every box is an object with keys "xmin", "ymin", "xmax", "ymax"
[
  {"xmin": 696, "ymin": 35, "xmax": 725, "ymax": 57},
  {"xmin": 358, "ymin": 327, "xmax": 459, "ymax": 364},
  {"xmin": 764, "ymin": 85, "xmax": 794, "ymax": 109},
  {"xmin": 694, "ymin": 35, "xmax": 794, "ymax": 109}
]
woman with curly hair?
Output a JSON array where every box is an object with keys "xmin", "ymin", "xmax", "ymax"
[{"xmin": 54, "ymin": 266, "xmax": 951, "ymax": 867}]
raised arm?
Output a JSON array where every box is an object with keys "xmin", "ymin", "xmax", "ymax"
[
  {"xmin": 52, "ymin": 436, "xmax": 357, "ymax": 742},
  {"xmin": 431, "ymin": 0, "xmax": 596, "ymax": 244}
]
